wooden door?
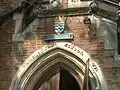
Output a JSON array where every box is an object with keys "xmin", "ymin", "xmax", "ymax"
[
  {"xmin": 38, "ymin": 68, "xmax": 81, "ymax": 90},
  {"xmin": 38, "ymin": 73, "xmax": 60, "ymax": 90}
]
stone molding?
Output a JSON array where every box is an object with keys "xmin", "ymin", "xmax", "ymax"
[{"xmin": 10, "ymin": 42, "xmax": 107, "ymax": 90}]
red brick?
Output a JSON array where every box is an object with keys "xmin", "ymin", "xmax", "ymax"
[{"xmin": 0, "ymin": 0, "xmax": 120, "ymax": 90}]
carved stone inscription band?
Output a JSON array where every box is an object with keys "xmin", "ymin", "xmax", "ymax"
[{"xmin": 10, "ymin": 42, "xmax": 107, "ymax": 90}]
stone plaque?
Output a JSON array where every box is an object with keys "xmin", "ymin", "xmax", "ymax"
[
  {"xmin": 68, "ymin": 0, "xmax": 92, "ymax": 8},
  {"xmin": 44, "ymin": 33, "xmax": 74, "ymax": 40}
]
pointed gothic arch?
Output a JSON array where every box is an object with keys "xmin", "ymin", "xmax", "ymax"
[{"xmin": 10, "ymin": 42, "xmax": 107, "ymax": 90}]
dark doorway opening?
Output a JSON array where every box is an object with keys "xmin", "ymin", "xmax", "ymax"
[
  {"xmin": 59, "ymin": 68, "xmax": 81, "ymax": 90},
  {"xmin": 37, "ymin": 67, "xmax": 92, "ymax": 90}
]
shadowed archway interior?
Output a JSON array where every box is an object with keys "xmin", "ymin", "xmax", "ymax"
[
  {"xmin": 37, "ymin": 67, "xmax": 81, "ymax": 90},
  {"xmin": 59, "ymin": 67, "xmax": 81, "ymax": 90},
  {"xmin": 37, "ymin": 66, "xmax": 93, "ymax": 90}
]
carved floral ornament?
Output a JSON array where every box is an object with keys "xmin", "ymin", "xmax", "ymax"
[{"xmin": 10, "ymin": 42, "xmax": 107, "ymax": 90}]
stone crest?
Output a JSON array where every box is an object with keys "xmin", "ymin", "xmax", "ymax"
[{"xmin": 54, "ymin": 16, "xmax": 66, "ymax": 35}]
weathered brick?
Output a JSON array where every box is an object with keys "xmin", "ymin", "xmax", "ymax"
[{"xmin": 0, "ymin": 0, "xmax": 120, "ymax": 90}]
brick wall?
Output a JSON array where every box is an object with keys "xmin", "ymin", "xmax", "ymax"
[
  {"xmin": 0, "ymin": 20, "xmax": 15, "ymax": 90},
  {"xmin": 0, "ymin": 0, "xmax": 120, "ymax": 90},
  {"xmin": 0, "ymin": 1, "xmax": 16, "ymax": 89}
]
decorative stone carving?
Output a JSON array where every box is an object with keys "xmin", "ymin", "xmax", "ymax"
[{"xmin": 10, "ymin": 42, "xmax": 107, "ymax": 90}]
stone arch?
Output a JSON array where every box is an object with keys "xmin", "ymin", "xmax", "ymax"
[{"xmin": 10, "ymin": 42, "xmax": 107, "ymax": 90}]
